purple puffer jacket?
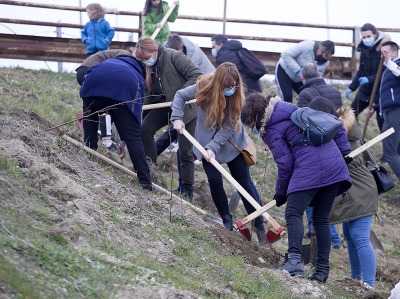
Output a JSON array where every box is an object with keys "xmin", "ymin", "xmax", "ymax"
[{"xmin": 260, "ymin": 97, "xmax": 352, "ymax": 197}]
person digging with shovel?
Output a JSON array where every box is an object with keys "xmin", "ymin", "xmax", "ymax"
[
  {"xmin": 170, "ymin": 62, "xmax": 267, "ymax": 245},
  {"xmin": 241, "ymin": 93, "xmax": 352, "ymax": 283}
]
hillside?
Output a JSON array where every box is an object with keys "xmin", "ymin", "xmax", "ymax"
[{"xmin": 0, "ymin": 67, "xmax": 398, "ymax": 298}]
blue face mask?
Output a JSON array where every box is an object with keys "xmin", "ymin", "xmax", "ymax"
[
  {"xmin": 143, "ymin": 56, "xmax": 157, "ymax": 66},
  {"xmin": 223, "ymin": 86, "xmax": 237, "ymax": 97},
  {"xmin": 211, "ymin": 48, "xmax": 218, "ymax": 57},
  {"xmin": 363, "ymin": 38, "xmax": 375, "ymax": 47}
]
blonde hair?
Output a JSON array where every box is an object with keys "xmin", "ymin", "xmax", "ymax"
[
  {"xmin": 196, "ymin": 62, "xmax": 244, "ymax": 130},
  {"xmin": 86, "ymin": 3, "xmax": 106, "ymax": 20},
  {"xmin": 134, "ymin": 37, "xmax": 159, "ymax": 91}
]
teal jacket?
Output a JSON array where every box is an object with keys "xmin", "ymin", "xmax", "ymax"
[{"xmin": 143, "ymin": 2, "xmax": 179, "ymax": 44}]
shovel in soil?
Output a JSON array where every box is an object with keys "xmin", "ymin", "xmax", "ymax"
[
  {"xmin": 233, "ymin": 199, "xmax": 284, "ymax": 243},
  {"xmin": 181, "ymin": 129, "xmax": 285, "ymax": 244}
]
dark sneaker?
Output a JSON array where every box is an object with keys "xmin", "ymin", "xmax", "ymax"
[
  {"xmin": 279, "ymin": 253, "xmax": 304, "ymax": 276},
  {"xmin": 140, "ymin": 184, "xmax": 153, "ymax": 191},
  {"xmin": 308, "ymin": 272, "xmax": 328, "ymax": 283},
  {"xmin": 304, "ymin": 230, "xmax": 312, "ymax": 239},
  {"xmin": 332, "ymin": 244, "xmax": 341, "ymax": 249},
  {"xmin": 106, "ymin": 142, "xmax": 118, "ymax": 153},
  {"xmin": 182, "ymin": 190, "xmax": 193, "ymax": 202},
  {"xmin": 222, "ymin": 215, "xmax": 233, "ymax": 231},
  {"xmin": 251, "ymin": 221, "xmax": 267, "ymax": 245},
  {"xmin": 391, "ymin": 193, "xmax": 400, "ymax": 201}
]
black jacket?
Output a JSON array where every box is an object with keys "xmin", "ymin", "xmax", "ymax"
[
  {"xmin": 215, "ymin": 40, "xmax": 262, "ymax": 93},
  {"xmin": 349, "ymin": 33, "xmax": 390, "ymax": 103},
  {"xmin": 298, "ymin": 77, "xmax": 342, "ymax": 109}
]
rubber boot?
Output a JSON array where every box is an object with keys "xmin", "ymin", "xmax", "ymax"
[
  {"xmin": 222, "ymin": 214, "xmax": 233, "ymax": 231},
  {"xmin": 279, "ymin": 253, "xmax": 304, "ymax": 276},
  {"xmin": 308, "ymin": 264, "xmax": 329, "ymax": 283}
]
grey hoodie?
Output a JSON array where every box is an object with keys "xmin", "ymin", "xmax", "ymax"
[
  {"xmin": 170, "ymin": 84, "xmax": 249, "ymax": 163},
  {"xmin": 278, "ymin": 40, "xmax": 329, "ymax": 83}
]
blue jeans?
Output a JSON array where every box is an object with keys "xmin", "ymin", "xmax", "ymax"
[
  {"xmin": 285, "ymin": 182, "xmax": 340, "ymax": 269},
  {"xmin": 342, "ymin": 216, "xmax": 376, "ymax": 287},
  {"xmin": 202, "ymin": 154, "xmax": 264, "ymax": 229}
]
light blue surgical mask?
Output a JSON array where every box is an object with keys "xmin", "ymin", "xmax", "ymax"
[
  {"xmin": 223, "ymin": 86, "xmax": 237, "ymax": 96},
  {"xmin": 211, "ymin": 48, "xmax": 218, "ymax": 57},
  {"xmin": 143, "ymin": 56, "xmax": 157, "ymax": 66},
  {"xmin": 363, "ymin": 38, "xmax": 375, "ymax": 47}
]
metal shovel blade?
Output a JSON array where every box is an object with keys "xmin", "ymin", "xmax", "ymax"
[
  {"xmin": 235, "ymin": 220, "xmax": 252, "ymax": 241},
  {"xmin": 266, "ymin": 227, "xmax": 284, "ymax": 244},
  {"xmin": 239, "ymin": 228, "xmax": 252, "ymax": 241},
  {"xmin": 228, "ymin": 190, "xmax": 240, "ymax": 215}
]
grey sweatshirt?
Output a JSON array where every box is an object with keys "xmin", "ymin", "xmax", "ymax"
[{"xmin": 170, "ymin": 84, "xmax": 249, "ymax": 163}]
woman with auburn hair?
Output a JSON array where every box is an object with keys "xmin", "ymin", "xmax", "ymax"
[
  {"xmin": 171, "ymin": 62, "xmax": 267, "ymax": 244},
  {"xmin": 134, "ymin": 37, "xmax": 202, "ymax": 201}
]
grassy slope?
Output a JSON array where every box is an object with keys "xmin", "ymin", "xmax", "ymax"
[{"xmin": 0, "ymin": 67, "xmax": 396, "ymax": 298}]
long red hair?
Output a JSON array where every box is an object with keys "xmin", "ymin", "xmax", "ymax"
[{"xmin": 196, "ymin": 62, "xmax": 244, "ymax": 130}]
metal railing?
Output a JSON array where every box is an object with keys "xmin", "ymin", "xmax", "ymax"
[{"xmin": 1, "ymin": 0, "xmax": 399, "ymax": 77}]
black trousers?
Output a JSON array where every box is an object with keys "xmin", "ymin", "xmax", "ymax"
[
  {"xmin": 82, "ymin": 96, "xmax": 152, "ymax": 186},
  {"xmin": 202, "ymin": 154, "xmax": 264, "ymax": 229},
  {"xmin": 141, "ymin": 107, "xmax": 195, "ymax": 191},
  {"xmin": 350, "ymin": 98, "xmax": 384, "ymax": 132},
  {"xmin": 275, "ymin": 64, "xmax": 303, "ymax": 103}
]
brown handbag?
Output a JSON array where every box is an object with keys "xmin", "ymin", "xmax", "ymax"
[{"xmin": 228, "ymin": 138, "xmax": 257, "ymax": 166}]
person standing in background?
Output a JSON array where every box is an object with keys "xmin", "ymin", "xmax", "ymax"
[
  {"xmin": 275, "ymin": 40, "xmax": 335, "ymax": 103},
  {"xmin": 143, "ymin": 0, "xmax": 180, "ymax": 44},
  {"xmin": 345, "ymin": 23, "xmax": 390, "ymax": 133},
  {"xmin": 81, "ymin": 3, "xmax": 115, "ymax": 55}
]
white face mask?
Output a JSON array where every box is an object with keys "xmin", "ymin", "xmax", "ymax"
[{"xmin": 363, "ymin": 38, "xmax": 374, "ymax": 47}]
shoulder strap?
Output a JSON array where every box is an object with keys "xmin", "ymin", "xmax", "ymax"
[
  {"xmin": 309, "ymin": 86, "xmax": 321, "ymax": 97},
  {"xmin": 228, "ymin": 139, "xmax": 243, "ymax": 153},
  {"xmin": 360, "ymin": 140, "xmax": 379, "ymax": 168}
]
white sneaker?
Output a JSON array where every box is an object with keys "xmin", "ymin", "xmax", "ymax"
[
  {"xmin": 362, "ymin": 282, "xmax": 374, "ymax": 291},
  {"xmin": 165, "ymin": 142, "xmax": 179, "ymax": 153}
]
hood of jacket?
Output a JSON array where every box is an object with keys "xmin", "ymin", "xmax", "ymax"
[
  {"xmin": 260, "ymin": 96, "xmax": 293, "ymax": 136},
  {"xmin": 223, "ymin": 40, "xmax": 243, "ymax": 51},
  {"xmin": 336, "ymin": 106, "xmax": 360, "ymax": 141},
  {"xmin": 357, "ymin": 31, "xmax": 391, "ymax": 53}
]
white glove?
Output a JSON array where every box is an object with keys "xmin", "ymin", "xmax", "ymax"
[
  {"xmin": 173, "ymin": 120, "xmax": 185, "ymax": 134},
  {"xmin": 204, "ymin": 149, "xmax": 215, "ymax": 162}
]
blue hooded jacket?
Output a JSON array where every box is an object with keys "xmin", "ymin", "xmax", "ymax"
[
  {"xmin": 81, "ymin": 18, "xmax": 115, "ymax": 54},
  {"xmin": 80, "ymin": 56, "xmax": 145, "ymax": 125}
]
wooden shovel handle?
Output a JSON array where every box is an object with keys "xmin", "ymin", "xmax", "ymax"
[
  {"xmin": 142, "ymin": 99, "xmax": 196, "ymax": 111},
  {"xmin": 236, "ymin": 200, "xmax": 276, "ymax": 228},
  {"xmin": 181, "ymin": 129, "xmax": 284, "ymax": 233},
  {"xmin": 362, "ymin": 56, "xmax": 385, "ymax": 140},
  {"xmin": 62, "ymin": 134, "xmax": 221, "ymax": 223},
  {"xmin": 150, "ymin": 3, "xmax": 177, "ymax": 40},
  {"xmin": 346, "ymin": 127, "xmax": 395, "ymax": 158}
]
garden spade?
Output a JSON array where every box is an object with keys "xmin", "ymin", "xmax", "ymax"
[
  {"xmin": 181, "ymin": 129, "xmax": 285, "ymax": 244},
  {"xmin": 233, "ymin": 199, "xmax": 283, "ymax": 243}
]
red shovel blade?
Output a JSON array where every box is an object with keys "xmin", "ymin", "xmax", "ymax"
[
  {"xmin": 77, "ymin": 113, "xmax": 84, "ymax": 131},
  {"xmin": 266, "ymin": 227, "xmax": 284, "ymax": 244},
  {"xmin": 235, "ymin": 220, "xmax": 252, "ymax": 241}
]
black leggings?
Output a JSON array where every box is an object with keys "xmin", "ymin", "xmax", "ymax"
[
  {"xmin": 275, "ymin": 64, "xmax": 303, "ymax": 103},
  {"xmin": 82, "ymin": 96, "xmax": 151, "ymax": 186}
]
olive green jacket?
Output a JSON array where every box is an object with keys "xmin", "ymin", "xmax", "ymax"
[
  {"xmin": 145, "ymin": 46, "xmax": 202, "ymax": 124},
  {"xmin": 329, "ymin": 107, "xmax": 378, "ymax": 224},
  {"xmin": 143, "ymin": 2, "xmax": 179, "ymax": 44}
]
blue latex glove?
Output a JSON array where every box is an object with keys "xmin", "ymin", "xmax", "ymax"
[
  {"xmin": 345, "ymin": 88, "xmax": 353, "ymax": 99},
  {"xmin": 296, "ymin": 70, "xmax": 302, "ymax": 78},
  {"xmin": 358, "ymin": 77, "xmax": 369, "ymax": 85}
]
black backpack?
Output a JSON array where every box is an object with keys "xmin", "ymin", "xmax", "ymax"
[
  {"xmin": 289, "ymin": 107, "xmax": 343, "ymax": 147},
  {"xmin": 237, "ymin": 48, "xmax": 268, "ymax": 79}
]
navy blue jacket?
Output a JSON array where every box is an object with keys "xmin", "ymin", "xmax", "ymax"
[
  {"xmin": 298, "ymin": 77, "xmax": 342, "ymax": 109},
  {"xmin": 380, "ymin": 58, "xmax": 400, "ymax": 114},
  {"xmin": 216, "ymin": 40, "xmax": 262, "ymax": 93},
  {"xmin": 80, "ymin": 56, "xmax": 145, "ymax": 125},
  {"xmin": 81, "ymin": 18, "xmax": 115, "ymax": 54}
]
